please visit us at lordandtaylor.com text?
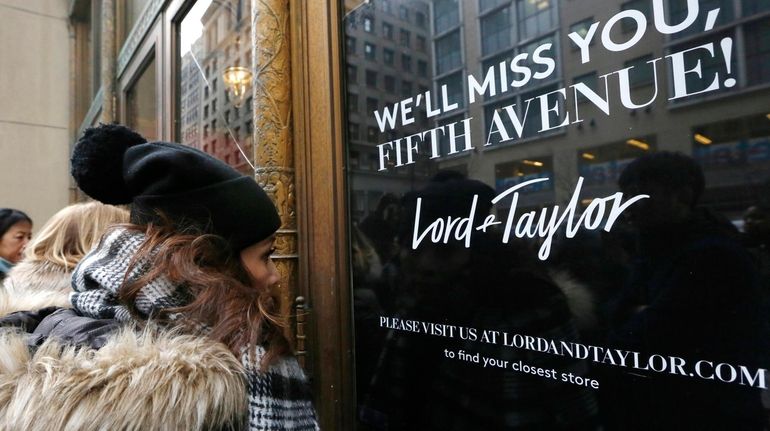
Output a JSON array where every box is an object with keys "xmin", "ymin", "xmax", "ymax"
[{"xmin": 379, "ymin": 316, "xmax": 769, "ymax": 390}]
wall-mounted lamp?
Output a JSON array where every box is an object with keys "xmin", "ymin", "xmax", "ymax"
[{"xmin": 222, "ymin": 66, "xmax": 252, "ymax": 108}]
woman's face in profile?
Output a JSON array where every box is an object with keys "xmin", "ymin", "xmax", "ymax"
[
  {"xmin": 240, "ymin": 235, "xmax": 280, "ymax": 289},
  {"xmin": 0, "ymin": 221, "xmax": 32, "ymax": 264}
]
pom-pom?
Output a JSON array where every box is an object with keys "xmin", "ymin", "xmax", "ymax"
[{"xmin": 70, "ymin": 123, "xmax": 147, "ymax": 204}]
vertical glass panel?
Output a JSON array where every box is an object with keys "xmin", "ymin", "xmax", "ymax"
[
  {"xmin": 669, "ymin": 0, "xmax": 733, "ymax": 39},
  {"xmin": 480, "ymin": 5, "xmax": 515, "ymax": 56},
  {"xmin": 745, "ymin": 18, "xmax": 770, "ymax": 86},
  {"xmin": 435, "ymin": 30, "xmax": 462, "ymax": 74},
  {"xmin": 126, "ymin": 55, "xmax": 157, "ymax": 140},
  {"xmin": 434, "ymin": 0, "xmax": 460, "ymax": 33},
  {"xmin": 343, "ymin": 0, "xmax": 770, "ymax": 429},
  {"xmin": 178, "ymin": 0, "xmax": 255, "ymax": 175}
]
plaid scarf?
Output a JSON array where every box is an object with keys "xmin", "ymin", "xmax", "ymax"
[{"xmin": 71, "ymin": 228, "xmax": 319, "ymax": 431}]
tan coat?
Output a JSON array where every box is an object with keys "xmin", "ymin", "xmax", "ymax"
[{"xmin": 0, "ymin": 289, "xmax": 249, "ymax": 431}]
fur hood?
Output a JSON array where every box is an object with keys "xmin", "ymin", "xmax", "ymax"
[
  {"xmin": 1, "ymin": 260, "xmax": 72, "ymax": 315},
  {"xmin": 0, "ymin": 289, "xmax": 248, "ymax": 430}
]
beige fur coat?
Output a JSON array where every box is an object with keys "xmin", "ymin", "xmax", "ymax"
[
  {"xmin": 0, "ymin": 287, "xmax": 249, "ymax": 431},
  {"xmin": 1, "ymin": 260, "xmax": 72, "ymax": 313}
]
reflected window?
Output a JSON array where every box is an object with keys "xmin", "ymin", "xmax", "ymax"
[
  {"xmin": 669, "ymin": 0, "xmax": 733, "ymax": 39},
  {"xmin": 623, "ymin": 54, "xmax": 655, "ymax": 87},
  {"xmin": 348, "ymin": 93, "xmax": 359, "ymax": 111},
  {"xmin": 521, "ymin": 35, "xmax": 557, "ymax": 85},
  {"xmin": 364, "ymin": 42, "xmax": 376, "ymax": 61},
  {"xmin": 367, "ymin": 126, "xmax": 378, "ymax": 142},
  {"xmin": 402, "ymin": 54, "xmax": 412, "ymax": 72},
  {"xmin": 366, "ymin": 97, "xmax": 378, "ymax": 114},
  {"xmin": 348, "ymin": 64, "xmax": 358, "ymax": 83},
  {"xmin": 569, "ymin": 18, "xmax": 594, "ymax": 50},
  {"xmin": 745, "ymin": 18, "xmax": 770, "ymax": 86},
  {"xmin": 348, "ymin": 122, "xmax": 360, "ymax": 140},
  {"xmin": 385, "ymin": 75, "xmax": 396, "ymax": 92},
  {"xmin": 670, "ymin": 31, "xmax": 735, "ymax": 98},
  {"xmin": 383, "ymin": 48, "xmax": 395, "ymax": 66},
  {"xmin": 364, "ymin": 16, "xmax": 374, "ymax": 33},
  {"xmin": 401, "ymin": 80, "xmax": 413, "ymax": 98},
  {"xmin": 399, "ymin": 5, "xmax": 409, "ymax": 21},
  {"xmin": 383, "ymin": 22, "xmax": 393, "ymax": 40},
  {"xmin": 126, "ymin": 56, "xmax": 157, "ymax": 141},
  {"xmin": 418, "ymin": 60, "xmax": 428, "ymax": 78},
  {"xmin": 366, "ymin": 69, "xmax": 378, "ymax": 87},
  {"xmin": 481, "ymin": 5, "xmax": 515, "ymax": 56},
  {"xmin": 416, "ymin": 11, "xmax": 426, "ymax": 27},
  {"xmin": 437, "ymin": 72, "xmax": 465, "ymax": 109},
  {"xmin": 621, "ymin": 0, "xmax": 651, "ymax": 33},
  {"xmin": 346, "ymin": 36, "xmax": 356, "ymax": 54},
  {"xmin": 434, "ymin": 0, "xmax": 460, "ymax": 34},
  {"xmin": 744, "ymin": 0, "xmax": 770, "ymax": 15},
  {"xmin": 435, "ymin": 31, "xmax": 462, "ymax": 74},
  {"xmin": 416, "ymin": 35, "xmax": 427, "ymax": 52},
  {"xmin": 518, "ymin": 0, "xmax": 556, "ymax": 41},
  {"xmin": 578, "ymin": 136, "xmax": 657, "ymax": 187},
  {"xmin": 573, "ymin": 72, "xmax": 598, "ymax": 104},
  {"xmin": 480, "ymin": 0, "xmax": 508, "ymax": 13},
  {"xmin": 494, "ymin": 157, "xmax": 554, "ymax": 202},
  {"xmin": 400, "ymin": 29, "xmax": 411, "ymax": 47}
]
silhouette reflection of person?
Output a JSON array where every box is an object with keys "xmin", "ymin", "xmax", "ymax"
[
  {"xmin": 601, "ymin": 152, "xmax": 769, "ymax": 430},
  {"xmin": 358, "ymin": 173, "xmax": 599, "ymax": 430}
]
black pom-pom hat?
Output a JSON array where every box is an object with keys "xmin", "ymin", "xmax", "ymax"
[{"xmin": 71, "ymin": 124, "xmax": 281, "ymax": 251}]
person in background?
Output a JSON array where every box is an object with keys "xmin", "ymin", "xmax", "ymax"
[
  {"xmin": 1, "ymin": 202, "xmax": 129, "ymax": 314},
  {"xmin": 602, "ymin": 152, "xmax": 769, "ymax": 430},
  {"xmin": 0, "ymin": 124, "xmax": 318, "ymax": 430},
  {"xmin": 0, "ymin": 209, "xmax": 32, "ymax": 281}
]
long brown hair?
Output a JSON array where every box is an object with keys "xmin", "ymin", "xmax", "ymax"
[{"xmin": 117, "ymin": 220, "xmax": 291, "ymax": 367}]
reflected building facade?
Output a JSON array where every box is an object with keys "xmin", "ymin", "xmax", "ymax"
[
  {"xmin": 179, "ymin": 0, "xmax": 255, "ymax": 175},
  {"xmin": 345, "ymin": 0, "xmax": 436, "ymax": 220}
]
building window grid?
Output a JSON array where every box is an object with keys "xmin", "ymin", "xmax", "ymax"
[
  {"xmin": 435, "ymin": 30, "xmax": 463, "ymax": 75},
  {"xmin": 480, "ymin": 5, "xmax": 515, "ymax": 56},
  {"xmin": 666, "ymin": 7, "xmax": 769, "ymax": 100},
  {"xmin": 434, "ymin": 0, "xmax": 461, "ymax": 34}
]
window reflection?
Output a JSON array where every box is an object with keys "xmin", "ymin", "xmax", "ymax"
[
  {"xmin": 343, "ymin": 0, "xmax": 770, "ymax": 428},
  {"xmin": 126, "ymin": 56, "xmax": 157, "ymax": 140},
  {"xmin": 178, "ymin": 0, "xmax": 254, "ymax": 174}
]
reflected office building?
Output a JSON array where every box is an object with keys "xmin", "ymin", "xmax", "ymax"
[
  {"xmin": 345, "ymin": 1, "xmax": 770, "ymax": 430},
  {"xmin": 179, "ymin": 0, "xmax": 256, "ymax": 175},
  {"xmin": 345, "ymin": 0, "xmax": 770, "ymax": 221}
]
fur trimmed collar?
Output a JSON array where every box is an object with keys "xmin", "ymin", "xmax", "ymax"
[
  {"xmin": 0, "ymin": 326, "xmax": 248, "ymax": 430},
  {"xmin": 1, "ymin": 260, "xmax": 72, "ymax": 316}
]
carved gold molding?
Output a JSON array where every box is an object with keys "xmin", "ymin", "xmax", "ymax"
[{"xmin": 251, "ymin": 0, "xmax": 299, "ymax": 340}]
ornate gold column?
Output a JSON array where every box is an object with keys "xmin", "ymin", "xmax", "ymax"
[
  {"xmin": 101, "ymin": 0, "xmax": 116, "ymax": 122},
  {"xmin": 251, "ymin": 0, "xmax": 299, "ymax": 346}
]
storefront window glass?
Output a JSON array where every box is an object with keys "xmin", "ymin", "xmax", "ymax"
[
  {"xmin": 177, "ymin": 0, "xmax": 255, "ymax": 174},
  {"xmin": 343, "ymin": 0, "xmax": 770, "ymax": 429}
]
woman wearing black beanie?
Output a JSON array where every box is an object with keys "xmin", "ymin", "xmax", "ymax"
[{"xmin": 0, "ymin": 124, "xmax": 319, "ymax": 430}]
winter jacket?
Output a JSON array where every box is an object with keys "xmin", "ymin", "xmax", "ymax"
[
  {"xmin": 1, "ymin": 260, "xmax": 72, "ymax": 313},
  {"xmin": 0, "ymin": 291, "xmax": 248, "ymax": 431},
  {"xmin": 0, "ymin": 228, "xmax": 319, "ymax": 430}
]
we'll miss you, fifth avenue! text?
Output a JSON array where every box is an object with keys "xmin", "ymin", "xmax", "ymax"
[
  {"xmin": 373, "ymin": 1, "xmax": 734, "ymax": 172},
  {"xmin": 380, "ymin": 316, "xmax": 769, "ymax": 390}
]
